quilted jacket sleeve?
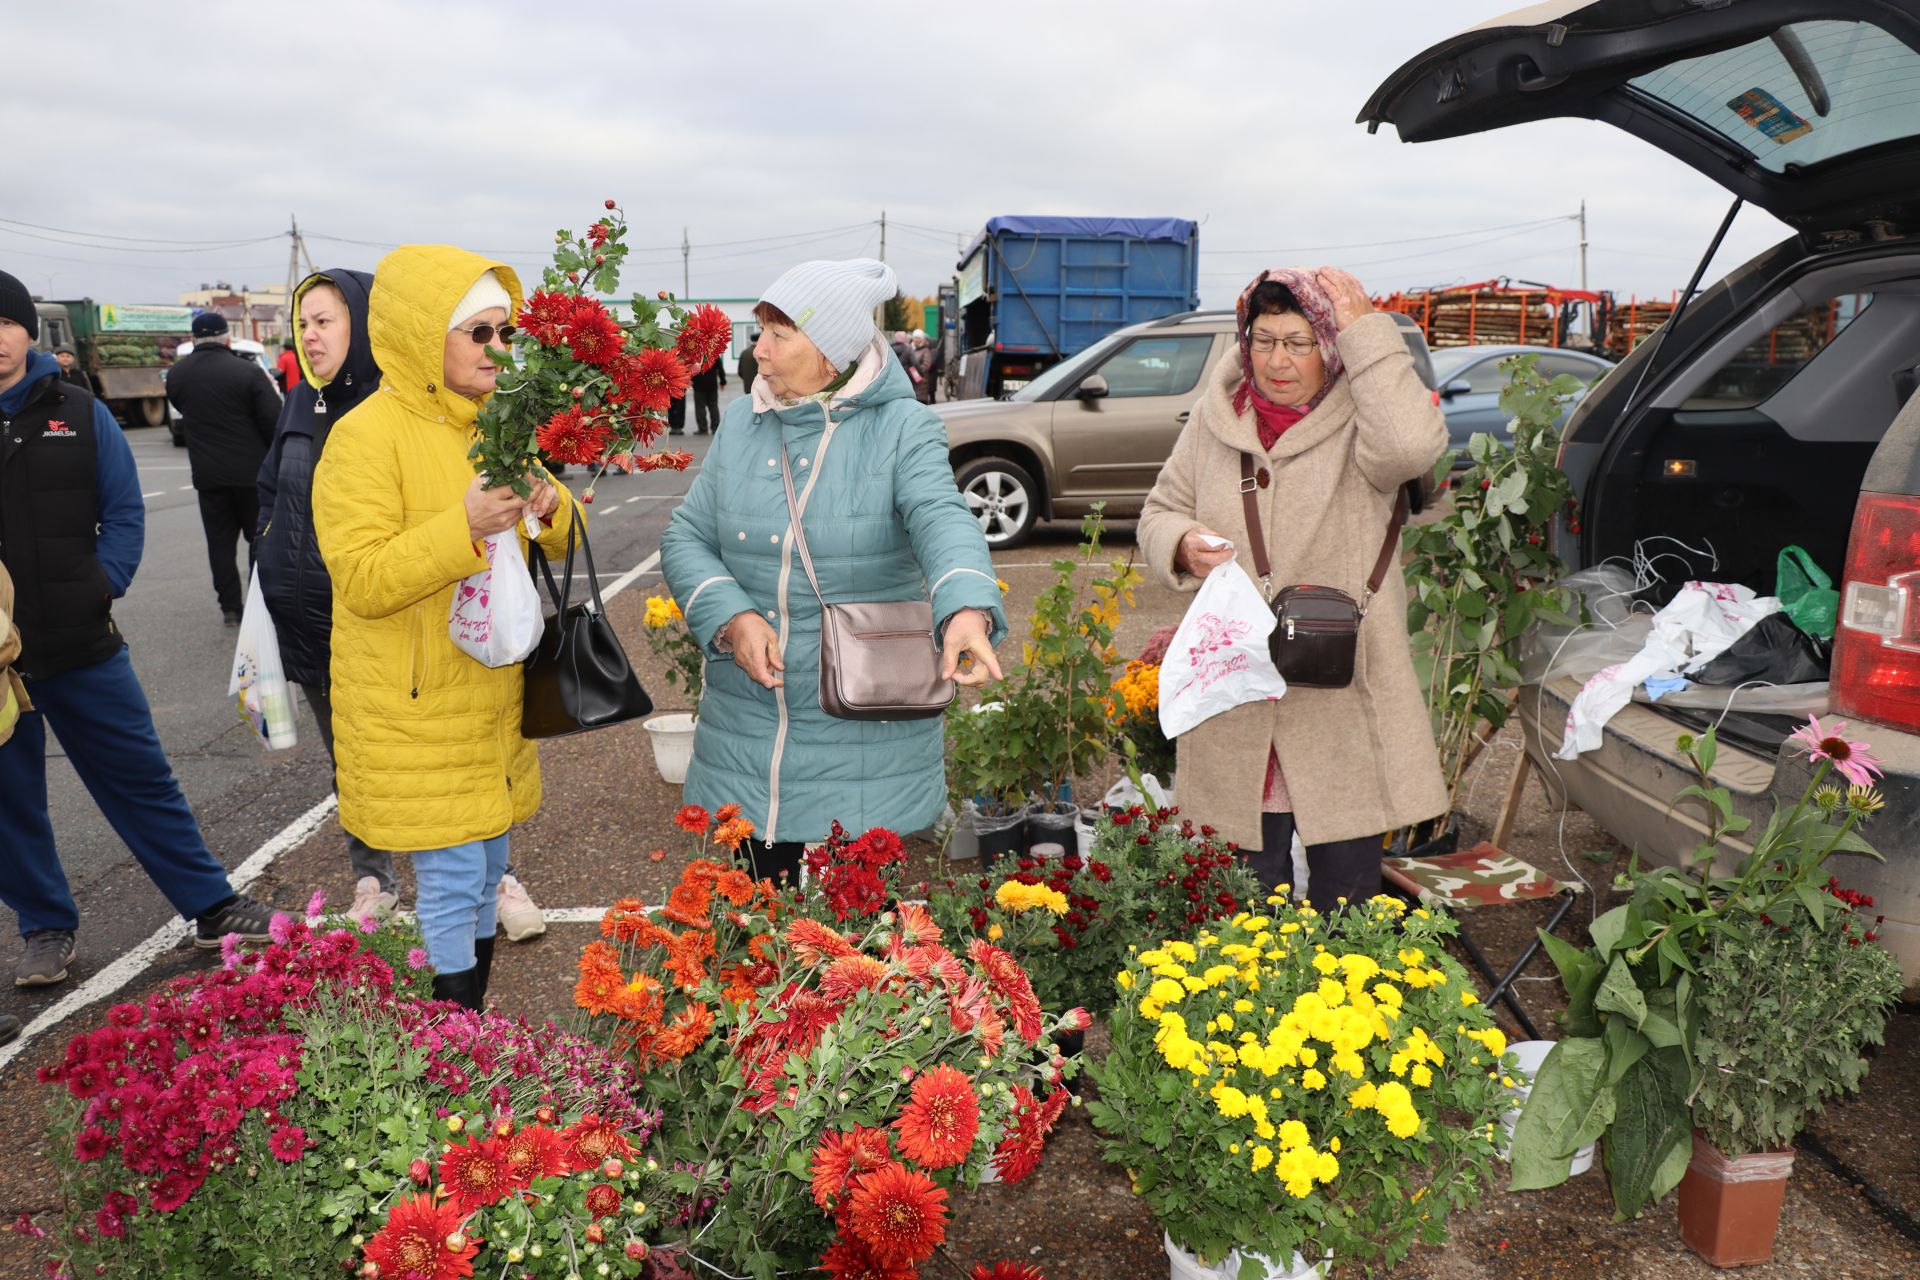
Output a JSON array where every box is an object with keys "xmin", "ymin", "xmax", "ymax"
[
  {"xmin": 660, "ymin": 450, "xmax": 760, "ymax": 654},
  {"xmin": 893, "ymin": 411, "xmax": 1006, "ymax": 645},
  {"xmin": 313, "ymin": 414, "xmax": 485, "ymax": 621}
]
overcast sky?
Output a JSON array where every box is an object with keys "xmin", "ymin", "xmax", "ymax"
[{"xmin": 8, "ymin": 0, "xmax": 1795, "ymax": 310}]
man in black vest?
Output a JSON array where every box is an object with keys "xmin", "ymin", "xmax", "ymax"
[
  {"xmin": 164, "ymin": 312, "xmax": 280, "ymax": 624},
  {"xmin": 0, "ymin": 269, "xmax": 284, "ymax": 988}
]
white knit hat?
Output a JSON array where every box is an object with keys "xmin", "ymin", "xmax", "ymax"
[
  {"xmin": 448, "ymin": 269, "xmax": 512, "ymax": 332},
  {"xmin": 760, "ymin": 258, "xmax": 898, "ymax": 370}
]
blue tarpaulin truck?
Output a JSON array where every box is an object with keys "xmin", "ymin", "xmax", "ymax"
[{"xmin": 950, "ymin": 216, "xmax": 1200, "ymax": 399}]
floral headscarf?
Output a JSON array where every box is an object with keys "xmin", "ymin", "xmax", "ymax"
[{"xmin": 1232, "ymin": 268, "xmax": 1345, "ymax": 416}]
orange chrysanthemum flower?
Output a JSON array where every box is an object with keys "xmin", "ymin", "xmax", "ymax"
[
  {"xmin": 715, "ymin": 868, "xmax": 758, "ymax": 906},
  {"xmin": 674, "ymin": 805, "xmax": 712, "ymax": 834},
  {"xmin": 662, "ymin": 881, "xmax": 713, "ymax": 929},
  {"xmin": 893, "ymin": 1064, "xmax": 980, "ymax": 1170},
  {"xmin": 502, "ymin": 1124, "xmax": 571, "ymax": 1186},
  {"xmin": 574, "ymin": 941, "xmax": 627, "ymax": 1017},
  {"xmin": 560, "ymin": 1114, "xmax": 633, "ymax": 1171},
  {"xmin": 715, "ymin": 802, "xmax": 744, "ymax": 824},
  {"xmin": 967, "ymin": 938, "xmax": 1045, "ymax": 1044},
  {"xmin": 651, "ymin": 1001, "xmax": 715, "ymax": 1062},
  {"xmin": 820, "ymin": 954, "xmax": 893, "ymax": 1002},
  {"xmin": 786, "ymin": 918, "xmax": 859, "ymax": 966},
  {"xmin": 808, "ymin": 1125, "xmax": 895, "ymax": 1211},
  {"xmin": 713, "ymin": 816, "xmax": 756, "ymax": 850},
  {"xmin": 438, "ymin": 1135, "xmax": 516, "ymax": 1215},
  {"xmin": 664, "ymin": 929, "xmax": 716, "ymax": 991},
  {"xmin": 363, "ymin": 1192, "xmax": 477, "ymax": 1280},
  {"xmin": 846, "ymin": 1161, "xmax": 948, "ymax": 1265},
  {"xmin": 893, "ymin": 901, "xmax": 942, "ymax": 947}
]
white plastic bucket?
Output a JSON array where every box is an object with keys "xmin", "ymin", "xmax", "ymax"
[
  {"xmin": 643, "ymin": 713, "xmax": 697, "ymax": 785},
  {"xmin": 1501, "ymin": 1039, "xmax": 1596, "ymax": 1176},
  {"xmin": 1164, "ymin": 1233, "xmax": 1232, "ymax": 1280},
  {"xmin": 1229, "ymin": 1248, "xmax": 1328, "ymax": 1280}
]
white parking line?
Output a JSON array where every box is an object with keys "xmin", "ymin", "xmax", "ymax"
[
  {"xmin": 142, "ymin": 491, "xmax": 163, "ymax": 499},
  {"xmin": 176, "ymin": 485, "xmax": 193, "ymax": 492},
  {"xmin": 0, "ymin": 546, "xmax": 672, "ymax": 1071}
]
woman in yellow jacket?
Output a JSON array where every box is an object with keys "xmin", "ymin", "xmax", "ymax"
[{"xmin": 313, "ymin": 245, "xmax": 577, "ymax": 1009}]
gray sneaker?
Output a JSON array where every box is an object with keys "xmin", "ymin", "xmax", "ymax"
[
  {"xmin": 15, "ymin": 929, "xmax": 76, "ymax": 987},
  {"xmin": 193, "ymin": 895, "xmax": 285, "ymax": 949}
]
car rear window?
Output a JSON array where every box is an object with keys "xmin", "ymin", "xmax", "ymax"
[
  {"xmin": 1629, "ymin": 21, "xmax": 1920, "ymax": 173},
  {"xmin": 1683, "ymin": 293, "xmax": 1873, "ymax": 408}
]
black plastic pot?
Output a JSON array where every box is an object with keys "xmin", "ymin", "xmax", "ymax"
[
  {"xmin": 1025, "ymin": 801, "xmax": 1080, "ymax": 855},
  {"xmin": 1398, "ymin": 814, "xmax": 1460, "ymax": 859},
  {"xmin": 975, "ymin": 811, "xmax": 1027, "ymax": 867}
]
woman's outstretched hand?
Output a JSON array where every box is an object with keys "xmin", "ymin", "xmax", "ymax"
[
  {"xmin": 942, "ymin": 608, "xmax": 1002, "ymax": 688},
  {"xmin": 725, "ymin": 611, "xmax": 785, "ymax": 689}
]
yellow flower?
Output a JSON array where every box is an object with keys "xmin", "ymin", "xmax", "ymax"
[
  {"xmin": 1301, "ymin": 1069, "xmax": 1327, "ymax": 1092},
  {"xmin": 1385, "ymin": 1107, "xmax": 1420, "ymax": 1139},
  {"xmin": 1311, "ymin": 952, "xmax": 1339, "ymax": 976},
  {"xmin": 1315, "ymin": 1151, "xmax": 1340, "ymax": 1182},
  {"xmin": 1328, "ymin": 1137, "xmax": 1340, "ymax": 1154},
  {"xmin": 995, "ymin": 881, "xmax": 1068, "ymax": 915},
  {"xmin": 1211, "ymin": 1084, "xmax": 1251, "ymax": 1118},
  {"xmin": 643, "ymin": 595, "xmax": 684, "ymax": 629},
  {"xmin": 1116, "ymin": 970, "xmax": 1134, "ymax": 990},
  {"xmin": 1411, "ymin": 1064, "xmax": 1433, "ymax": 1088},
  {"xmin": 987, "ymin": 923, "xmax": 1003, "ymax": 942},
  {"xmin": 996, "ymin": 578, "xmax": 1011, "ymax": 593},
  {"xmin": 1148, "ymin": 978, "xmax": 1186, "ymax": 1006},
  {"xmin": 1346, "ymin": 1081, "xmax": 1377, "ymax": 1110},
  {"xmin": 1460, "ymin": 989, "xmax": 1479, "ymax": 1006},
  {"xmin": 1168, "ymin": 940, "xmax": 1198, "ymax": 964},
  {"xmin": 1397, "ymin": 948, "xmax": 1426, "ymax": 968},
  {"xmin": 1250, "ymin": 1145, "xmax": 1274, "ymax": 1172},
  {"xmin": 1277, "ymin": 1120, "xmax": 1310, "ymax": 1151},
  {"xmin": 1216, "ymin": 1013, "xmax": 1235, "ymax": 1032}
]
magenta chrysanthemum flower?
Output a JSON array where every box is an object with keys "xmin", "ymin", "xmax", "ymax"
[
  {"xmin": 267, "ymin": 1124, "xmax": 308, "ymax": 1162},
  {"xmin": 407, "ymin": 948, "xmax": 430, "ymax": 971},
  {"xmin": 1788, "ymin": 716, "xmax": 1885, "ymax": 788},
  {"xmin": 305, "ymin": 890, "xmax": 327, "ymax": 919}
]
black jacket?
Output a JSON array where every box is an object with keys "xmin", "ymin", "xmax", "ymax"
[
  {"xmin": 690, "ymin": 360, "xmax": 726, "ymax": 394},
  {"xmin": 165, "ymin": 342, "xmax": 281, "ymax": 488},
  {"xmin": 255, "ymin": 269, "xmax": 379, "ymax": 689}
]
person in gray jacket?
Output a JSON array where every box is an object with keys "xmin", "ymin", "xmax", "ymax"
[{"xmin": 661, "ymin": 260, "xmax": 1005, "ymax": 885}]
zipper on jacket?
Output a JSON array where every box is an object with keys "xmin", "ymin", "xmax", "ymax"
[{"xmin": 767, "ymin": 400, "xmax": 841, "ymax": 839}]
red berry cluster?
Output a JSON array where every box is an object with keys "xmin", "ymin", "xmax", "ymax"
[
  {"xmin": 1826, "ymin": 878, "xmax": 1883, "ymax": 945},
  {"xmin": 1115, "ymin": 805, "xmax": 1246, "ymax": 928}
]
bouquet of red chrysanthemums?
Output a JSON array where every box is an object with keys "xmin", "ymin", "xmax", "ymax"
[{"xmin": 469, "ymin": 200, "xmax": 733, "ymax": 500}]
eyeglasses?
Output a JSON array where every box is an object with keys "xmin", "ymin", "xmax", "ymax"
[
  {"xmin": 455, "ymin": 323, "xmax": 517, "ymax": 345},
  {"xmin": 1249, "ymin": 334, "xmax": 1319, "ymax": 358}
]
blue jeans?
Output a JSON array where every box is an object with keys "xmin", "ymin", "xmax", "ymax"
[
  {"xmin": 411, "ymin": 834, "xmax": 510, "ymax": 974},
  {"xmin": 0, "ymin": 648, "xmax": 234, "ymax": 936}
]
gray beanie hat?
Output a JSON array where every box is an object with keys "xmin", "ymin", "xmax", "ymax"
[{"xmin": 759, "ymin": 258, "xmax": 897, "ymax": 370}]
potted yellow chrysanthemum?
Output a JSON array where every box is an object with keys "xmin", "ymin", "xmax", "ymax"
[
  {"xmin": 640, "ymin": 593, "xmax": 703, "ymax": 783},
  {"xmin": 1087, "ymin": 895, "xmax": 1514, "ymax": 1279}
]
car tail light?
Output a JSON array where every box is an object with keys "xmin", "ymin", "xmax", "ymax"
[{"xmin": 1831, "ymin": 491, "xmax": 1920, "ymax": 731}]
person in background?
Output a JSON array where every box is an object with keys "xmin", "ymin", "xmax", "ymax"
[
  {"xmin": 910, "ymin": 332, "xmax": 936, "ymax": 405},
  {"xmin": 737, "ymin": 330, "xmax": 759, "ymax": 391},
  {"xmin": 0, "ymin": 558, "xmax": 22, "ymax": 1045},
  {"xmin": 0, "ymin": 268, "xmax": 285, "ymax": 991},
  {"xmin": 53, "ymin": 345, "xmax": 88, "ymax": 390},
  {"xmin": 277, "ymin": 338, "xmax": 303, "ymax": 394},
  {"xmin": 661, "ymin": 258, "xmax": 1005, "ymax": 886},
  {"xmin": 313, "ymin": 247, "xmax": 576, "ymax": 1009},
  {"xmin": 689, "ymin": 337, "xmax": 727, "ymax": 434},
  {"xmin": 1138, "ymin": 267, "xmax": 1448, "ymax": 911},
  {"xmin": 164, "ymin": 312, "xmax": 281, "ymax": 624}
]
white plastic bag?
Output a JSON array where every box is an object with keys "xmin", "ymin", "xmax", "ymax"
[
  {"xmin": 449, "ymin": 520, "xmax": 544, "ymax": 669},
  {"xmin": 229, "ymin": 566, "xmax": 296, "ymax": 750},
  {"xmin": 1158, "ymin": 556, "xmax": 1288, "ymax": 738},
  {"xmin": 1100, "ymin": 773, "xmax": 1175, "ymax": 811}
]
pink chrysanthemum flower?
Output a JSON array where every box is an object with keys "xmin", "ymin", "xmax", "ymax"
[
  {"xmin": 407, "ymin": 948, "xmax": 430, "ymax": 971},
  {"xmin": 305, "ymin": 890, "xmax": 327, "ymax": 919},
  {"xmin": 1787, "ymin": 716, "xmax": 1886, "ymax": 789}
]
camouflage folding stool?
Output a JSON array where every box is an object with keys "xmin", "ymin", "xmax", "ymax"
[{"xmin": 1381, "ymin": 841, "xmax": 1580, "ymax": 1041}]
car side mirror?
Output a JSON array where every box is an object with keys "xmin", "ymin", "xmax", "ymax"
[
  {"xmin": 1076, "ymin": 374, "xmax": 1109, "ymax": 401},
  {"xmin": 1440, "ymin": 379, "xmax": 1472, "ymax": 400}
]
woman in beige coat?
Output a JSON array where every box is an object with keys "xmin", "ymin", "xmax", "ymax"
[{"xmin": 1139, "ymin": 267, "xmax": 1449, "ymax": 910}]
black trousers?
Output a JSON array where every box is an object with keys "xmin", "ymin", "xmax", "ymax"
[
  {"xmin": 667, "ymin": 395, "xmax": 687, "ymax": 435},
  {"xmin": 196, "ymin": 485, "xmax": 259, "ymax": 613},
  {"xmin": 692, "ymin": 384, "xmax": 721, "ymax": 433},
  {"xmin": 1245, "ymin": 812, "xmax": 1384, "ymax": 914},
  {"xmin": 742, "ymin": 838, "xmax": 805, "ymax": 887}
]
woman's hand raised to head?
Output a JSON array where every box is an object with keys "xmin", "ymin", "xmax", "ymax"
[
  {"xmin": 941, "ymin": 608, "xmax": 1003, "ymax": 689},
  {"xmin": 726, "ymin": 611, "xmax": 785, "ymax": 689},
  {"xmin": 464, "ymin": 475, "xmax": 527, "ymax": 540},
  {"xmin": 1176, "ymin": 527, "xmax": 1237, "ymax": 580},
  {"xmin": 1317, "ymin": 267, "xmax": 1374, "ymax": 330}
]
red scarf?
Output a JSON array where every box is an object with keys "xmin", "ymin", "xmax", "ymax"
[{"xmin": 1247, "ymin": 393, "xmax": 1307, "ymax": 451}]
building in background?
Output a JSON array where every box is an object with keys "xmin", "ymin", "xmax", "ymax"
[{"xmin": 179, "ymin": 282, "xmax": 291, "ymax": 343}]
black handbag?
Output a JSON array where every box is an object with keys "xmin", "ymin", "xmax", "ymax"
[
  {"xmin": 521, "ymin": 514, "xmax": 653, "ymax": 739},
  {"xmin": 1238, "ymin": 452, "xmax": 1406, "ymax": 690}
]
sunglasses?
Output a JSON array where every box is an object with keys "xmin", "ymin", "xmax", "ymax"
[{"xmin": 455, "ymin": 323, "xmax": 517, "ymax": 345}]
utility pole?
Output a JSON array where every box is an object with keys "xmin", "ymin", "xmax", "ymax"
[
  {"xmin": 283, "ymin": 215, "xmax": 304, "ymax": 342},
  {"xmin": 876, "ymin": 210, "xmax": 887, "ymax": 329},
  {"xmin": 681, "ymin": 227, "xmax": 691, "ymax": 299},
  {"xmin": 1578, "ymin": 199, "xmax": 1589, "ymax": 292}
]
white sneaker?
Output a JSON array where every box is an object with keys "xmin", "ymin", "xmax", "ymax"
[
  {"xmin": 349, "ymin": 875, "xmax": 398, "ymax": 922},
  {"xmin": 496, "ymin": 874, "xmax": 546, "ymax": 942}
]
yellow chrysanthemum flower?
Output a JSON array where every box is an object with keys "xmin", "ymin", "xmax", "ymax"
[{"xmin": 643, "ymin": 595, "xmax": 684, "ymax": 629}]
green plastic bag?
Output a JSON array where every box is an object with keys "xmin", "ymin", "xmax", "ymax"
[{"xmin": 1776, "ymin": 545, "xmax": 1838, "ymax": 639}]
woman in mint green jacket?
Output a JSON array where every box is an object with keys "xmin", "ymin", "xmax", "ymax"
[{"xmin": 660, "ymin": 259, "xmax": 1005, "ymax": 883}]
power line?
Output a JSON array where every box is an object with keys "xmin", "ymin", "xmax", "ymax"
[
  {"xmin": 1201, "ymin": 215, "xmax": 1578, "ymax": 256},
  {"xmin": 0, "ymin": 223, "xmax": 285, "ymax": 255},
  {"xmin": 0, "ymin": 216, "xmax": 285, "ymax": 246}
]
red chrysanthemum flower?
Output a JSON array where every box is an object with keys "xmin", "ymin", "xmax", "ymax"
[
  {"xmin": 846, "ymin": 1161, "xmax": 948, "ymax": 1266},
  {"xmin": 786, "ymin": 918, "xmax": 860, "ymax": 966},
  {"xmin": 674, "ymin": 804, "xmax": 712, "ymax": 834},
  {"xmin": 439, "ymin": 1135, "xmax": 516, "ymax": 1214},
  {"xmin": 893, "ymin": 1063, "xmax": 980, "ymax": 1170},
  {"xmin": 819, "ymin": 1235, "xmax": 918, "ymax": 1280},
  {"xmin": 502, "ymin": 1123, "xmax": 571, "ymax": 1185},
  {"xmin": 609, "ymin": 347, "xmax": 690, "ymax": 412},
  {"xmin": 535, "ymin": 407, "xmax": 612, "ymax": 466},
  {"xmin": 266, "ymin": 1124, "xmax": 309, "ymax": 1163},
  {"xmin": 149, "ymin": 1169, "xmax": 199, "ymax": 1214},
  {"xmin": 808, "ymin": 1125, "xmax": 894, "ymax": 1210},
  {"xmin": 892, "ymin": 901, "xmax": 943, "ymax": 947},
  {"xmin": 673, "ymin": 303, "xmax": 734, "ymax": 375},
  {"xmin": 587, "ymin": 220, "xmax": 612, "ymax": 249},
  {"xmin": 973, "ymin": 1263, "xmax": 1047, "ymax": 1280},
  {"xmin": 73, "ymin": 1126, "xmax": 112, "ymax": 1162},
  {"xmin": 968, "ymin": 938, "xmax": 1046, "ymax": 1044},
  {"xmin": 990, "ymin": 1086, "xmax": 1069, "ymax": 1184},
  {"xmin": 363, "ymin": 1192, "xmax": 478, "ymax": 1280},
  {"xmin": 565, "ymin": 298, "xmax": 627, "ymax": 368},
  {"xmin": 585, "ymin": 1181, "xmax": 622, "ymax": 1220},
  {"xmin": 519, "ymin": 289, "xmax": 577, "ymax": 347},
  {"xmin": 560, "ymin": 1114, "xmax": 633, "ymax": 1171}
]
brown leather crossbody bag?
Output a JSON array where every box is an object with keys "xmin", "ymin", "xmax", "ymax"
[
  {"xmin": 1237, "ymin": 452, "xmax": 1406, "ymax": 690},
  {"xmin": 780, "ymin": 445, "xmax": 955, "ymax": 721}
]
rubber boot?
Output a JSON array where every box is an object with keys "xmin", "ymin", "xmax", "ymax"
[
  {"xmin": 431, "ymin": 967, "xmax": 484, "ymax": 1012},
  {"xmin": 474, "ymin": 936, "xmax": 496, "ymax": 1001}
]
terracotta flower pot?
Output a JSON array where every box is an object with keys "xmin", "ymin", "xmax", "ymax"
[{"xmin": 1676, "ymin": 1130, "xmax": 1795, "ymax": 1267}]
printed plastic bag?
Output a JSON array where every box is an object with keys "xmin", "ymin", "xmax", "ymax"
[
  {"xmin": 1776, "ymin": 545, "xmax": 1839, "ymax": 640},
  {"xmin": 450, "ymin": 521, "xmax": 544, "ymax": 669},
  {"xmin": 1158, "ymin": 556, "xmax": 1287, "ymax": 738},
  {"xmin": 228, "ymin": 566, "xmax": 296, "ymax": 750}
]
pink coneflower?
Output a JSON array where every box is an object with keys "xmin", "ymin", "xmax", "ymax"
[{"xmin": 1788, "ymin": 716, "xmax": 1885, "ymax": 788}]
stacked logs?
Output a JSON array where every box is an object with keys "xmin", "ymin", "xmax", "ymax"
[{"xmin": 1602, "ymin": 295, "xmax": 1678, "ymax": 358}]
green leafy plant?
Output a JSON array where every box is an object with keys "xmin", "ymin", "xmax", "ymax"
[
  {"xmin": 1509, "ymin": 723, "xmax": 1896, "ymax": 1215},
  {"xmin": 1087, "ymin": 892, "xmax": 1511, "ymax": 1275},
  {"xmin": 641, "ymin": 592, "xmax": 705, "ymax": 714},
  {"xmin": 1403, "ymin": 355, "xmax": 1580, "ymax": 819}
]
